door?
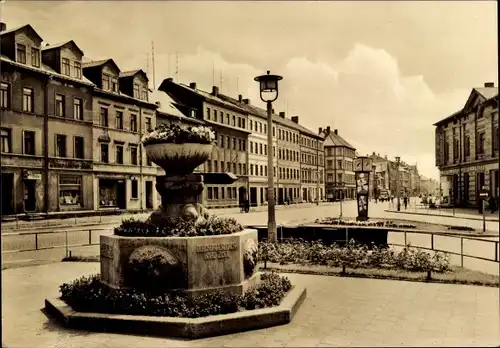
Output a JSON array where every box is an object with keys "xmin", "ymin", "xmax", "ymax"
[
  {"xmin": 117, "ymin": 180, "xmax": 126, "ymax": 209},
  {"xmin": 1, "ymin": 173, "xmax": 14, "ymax": 215},
  {"xmin": 23, "ymin": 180, "xmax": 36, "ymax": 212},
  {"xmin": 463, "ymin": 173, "xmax": 469, "ymax": 204},
  {"xmin": 476, "ymin": 172, "xmax": 485, "ymax": 206},
  {"xmin": 145, "ymin": 181, "xmax": 153, "ymax": 209},
  {"xmin": 250, "ymin": 187, "xmax": 257, "ymax": 207}
]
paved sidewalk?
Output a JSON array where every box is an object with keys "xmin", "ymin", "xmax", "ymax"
[
  {"xmin": 2, "ymin": 262, "xmax": 499, "ymax": 347},
  {"xmin": 386, "ymin": 207, "xmax": 499, "ymax": 222}
]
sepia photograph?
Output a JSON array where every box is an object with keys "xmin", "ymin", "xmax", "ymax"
[{"xmin": 1, "ymin": 1, "xmax": 498, "ymax": 347}]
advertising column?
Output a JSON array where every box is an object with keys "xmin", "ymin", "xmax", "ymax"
[{"xmin": 354, "ymin": 157, "xmax": 373, "ymax": 221}]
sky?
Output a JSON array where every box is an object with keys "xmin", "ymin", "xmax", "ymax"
[{"xmin": 1, "ymin": 1, "xmax": 497, "ymax": 179}]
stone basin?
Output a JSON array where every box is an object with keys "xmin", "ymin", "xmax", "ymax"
[{"xmin": 100, "ymin": 229, "xmax": 260, "ymax": 298}]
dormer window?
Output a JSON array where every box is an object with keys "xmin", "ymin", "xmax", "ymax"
[
  {"xmin": 62, "ymin": 58, "xmax": 70, "ymax": 76},
  {"xmin": 102, "ymin": 75, "xmax": 110, "ymax": 90},
  {"xmin": 74, "ymin": 62, "xmax": 82, "ymax": 79},
  {"xmin": 31, "ymin": 48, "xmax": 40, "ymax": 68},
  {"xmin": 141, "ymin": 87, "xmax": 148, "ymax": 101},
  {"xmin": 133, "ymin": 84, "xmax": 140, "ymax": 98},
  {"xmin": 111, "ymin": 78, "xmax": 118, "ymax": 92},
  {"xmin": 16, "ymin": 44, "xmax": 27, "ymax": 64}
]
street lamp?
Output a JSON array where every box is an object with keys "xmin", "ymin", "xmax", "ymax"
[
  {"xmin": 255, "ymin": 70, "xmax": 283, "ymax": 243},
  {"xmin": 395, "ymin": 156, "xmax": 401, "ymax": 211}
]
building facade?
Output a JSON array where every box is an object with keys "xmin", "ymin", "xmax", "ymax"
[
  {"xmin": 435, "ymin": 82, "xmax": 499, "ymax": 207},
  {"xmin": 298, "ymin": 119, "xmax": 325, "ymax": 203},
  {"xmin": 158, "ymin": 80, "xmax": 250, "ymax": 209},
  {"xmin": 321, "ymin": 127, "xmax": 356, "ymax": 200},
  {"xmin": 82, "ymin": 60, "xmax": 159, "ymax": 212}
]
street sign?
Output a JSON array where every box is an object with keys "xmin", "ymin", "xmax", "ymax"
[{"xmin": 479, "ymin": 189, "xmax": 489, "ymax": 199}]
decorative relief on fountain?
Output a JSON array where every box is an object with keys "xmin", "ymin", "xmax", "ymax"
[{"xmin": 243, "ymin": 239, "xmax": 259, "ymax": 278}]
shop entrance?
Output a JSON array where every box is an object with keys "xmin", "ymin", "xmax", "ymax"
[
  {"xmin": 1, "ymin": 173, "xmax": 14, "ymax": 215},
  {"xmin": 23, "ymin": 180, "xmax": 36, "ymax": 212}
]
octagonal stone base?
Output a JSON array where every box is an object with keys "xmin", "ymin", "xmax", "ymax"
[
  {"xmin": 100, "ymin": 229, "xmax": 260, "ymax": 298},
  {"xmin": 44, "ymin": 286, "xmax": 307, "ymax": 339}
]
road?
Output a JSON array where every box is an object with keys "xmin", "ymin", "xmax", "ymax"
[{"xmin": 2, "ymin": 200, "xmax": 499, "ymax": 274}]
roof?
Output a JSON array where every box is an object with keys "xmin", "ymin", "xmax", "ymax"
[
  {"xmin": 1, "ymin": 54, "xmax": 94, "ymax": 86},
  {"xmin": 474, "ymin": 87, "xmax": 498, "ymax": 101},
  {"xmin": 119, "ymin": 69, "xmax": 148, "ymax": 81},
  {"xmin": 42, "ymin": 40, "xmax": 84, "ymax": 56},
  {"xmin": 82, "ymin": 58, "xmax": 120, "ymax": 72},
  {"xmin": 150, "ymin": 90, "xmax": 186, "ymax": 118},
  {"xmin": 0, "ymin": 24, "xmax": 43, "ymax": 42},
  {"xmin": 321, "ymin": 130, "xmax": 356, "ymax": 150}
]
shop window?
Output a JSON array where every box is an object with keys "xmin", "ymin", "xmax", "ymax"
[
  {"xmin": 99, "ymin": 179, "xmax": 117, "ymax": 207},
  {"xmin": 131, "ymin": 180, "xmax": 138, "ymax": 199},
  {"xmin": 59, "ymin": 175, "xmax": 82, "ymax": 206}
]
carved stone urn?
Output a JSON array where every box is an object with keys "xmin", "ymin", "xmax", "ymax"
[{"xmin": 145, "ymin": 142, "xmax": 213, "ymax": 222}]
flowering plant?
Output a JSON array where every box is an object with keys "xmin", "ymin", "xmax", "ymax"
[
  {"xmin": 141, "ymin": 124, "xmax": 216, "ymax": 146},
  {"xmin": 314, "ymin": 217, "xmax": 417, "ymax": 229}
]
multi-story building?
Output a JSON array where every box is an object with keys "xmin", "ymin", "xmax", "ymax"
[
  {"xmin": 434, "ymin": 82, "xmax": 498, "ymax": 207},
  {"xmin": 320, "ymin": 127, "xmax": 356, "ymax": 200},
  {"xmin": 82, "ymin": 61, "xmax": 159, "ymax": 212},
  {"xmin": 1, "ymin": 23, "xmax": 95, "ymax": 215},
  {"xmin": 298, "ymin": 119, "xmax": 325, "ymax": 202},
  {"xmin": 158, "ymin": 80, "xmax": 250, "ymax": 209},
  {"xmin": 369, "ymin": 153, "xmax": 399, "ymax": 195}
]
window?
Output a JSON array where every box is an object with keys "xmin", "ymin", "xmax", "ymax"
[
  {"xmin": 59, "ymin": 175, "xmax": 82, "ymax": 206},
  {"xmin": 133, "ymin": 84, "xmax": 140, "ymax": 99},
  {"xmin": 226, "ymin": 113, "xmax": 230, "ymax": 124},
  {"xmin": 131, "ymin": 180, "xmax": 138, "ymax": 199},
  {"xmin": 232, "ymin": 137, "xmax": 237, "ymax": 150},
  {"xmin": 23, "ymin": 130, "xmax": 35, "ymax": 155},
  {"xmin": 62, "ymin": 58, "xmax": 70, "ymax": 76},
  {"xmin": 232, "ymin": 115, "xmax": 236, "ymax": 126},
  {"xmin": 115, "ymin": 111, "xmax": 123, "ymax": 129},
  {"xmin": 130, "ymin": 115, "xmax": 137, "ymax": 132},
  {"xmin": 29, "ymin": 47, "xmax": 40, "ymax": 67},
  {"xmin": 146, "ymin": 156, "xmax": 152, "ymax": 166},
  {"xmin": 130, "ymin": 146, "xmax": 138, "ymax": 165},
  {"xmin": 74, "ymin": 136, "xmax": 84, "ymax": 159},
  {"xmin": 111, "ymin": 78, "xmax": 118, "ymax": 92},
  {"xmin": 221, "ymin": 186, "xmax": 225, "ymax": 199},
  {"xmin": 73, "ymin": 98, "xmax": 83, "ymax": 120},
  {"xmin": 115, "ymin": 144, "xmax": 124, "ymax": 164},
  {"xmin": 55, "ymin": 94, "xmax": 65, "ymax": 117},
  {"xmin": 1, "ymin": 128, "xmax": 11, "ymax": 153},
  {"xmin": 207, "ymin": 187, "xmax": 213, "ymax": 200},
  {"xmin": 214, "ymin": 187, "xmax": 219, "ymax": 200},
  {"xmin": 477, "ymin": 132, "xmax": 485, "ymax": 154},
  {"xmin": 141, "ymin": 88, "xmax": 148, "ymax": 101},
  {"xmin": 100, "ymin": 107, "xmax": 108, "ymax": 127},
  {"xmin": 250, "ymin": 164, "xmax": 254, "ymax": 176},
  {"xmin": 56, "ymin": 134, "xmax": 67, "ymax": 157},
  {"xmin": 1, "ymin": 83, "xmax": 9, "ymax": 108},
  {"xmin": 22, "ymin": 88, "xmax": 34, "ymax": 112},
  {"xmin": 221, "ymin": 162, "xmax": 225, "ymax": 172},
  {"xmin": 242, "ymin": 118, "xmax": 246, "ymax": 129},
  {"xmin": 214, "ymin": 161, "xmax": 218, "ymax": 172},
  {"xmin": 102, "ymin": 74, "xmax": 110, "ymax": 90},
  {"xmin": 145, "ymin": 117, "xmax": 152, "ymax": 132},
  {"xmin": 16, "ymin": 44, "xmax": 26, "ymax": 64},
  {"xmin": 101, "ymin": 144, "xmax": 109, "ymax": 163},
  {"xmin": 494, "ymin": 126, "xmax": 499, "ymax": 152},
  {"xmin": 220, "ymin": 135, "xmax": 225, "ymax": 148},
  {"xmin": 219, "ymin": 111, "xmax": 223, "ymax": 123},
  {"xmin": 74, "ymin": 62, "xmax": 82, "ymax": 79},
  {"xmin": 206, "ymin": 108, "xmax": 211, "ymax": 120},
  {"xmin": 214, "ymin": 110, "xmax": 218, "ymax": 121}
]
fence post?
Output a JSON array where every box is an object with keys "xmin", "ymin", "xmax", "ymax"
[
  {"xmin": 431, "ymin": 234, "xmax": 434, "ymax": 250},
  {"xmin": 460, "ymin": 237, "xmax": 464, "ymax": 268},
  {"xmin": 404, "ymin": 230, "xmax": 407, "ymax": 246},
  {"xmin": 89, "ymin": 229, "xmax": 92, "ymax": 245},
  {"xmin": 495, "ymin": 242, "xmax": 498, "ymax": 262},
  {"xmin": 65, "ymin": 230, "xmax": 69, "ymax": 258},
  {"xmin": 35, "ymin": 233, "xmax": 38, "ymax": 250},
  {"xmin": 345, "ymin": 227, "xmax": 348, "ymax": 245}
]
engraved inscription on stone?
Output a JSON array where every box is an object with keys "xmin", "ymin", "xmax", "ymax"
[
  {"xmin": 100, "ymin": 243, "xmax": 113, "ymax": 259},
  {"xmin": 196, "ymin": 243, "xmax": 237, "ymax": 260}
]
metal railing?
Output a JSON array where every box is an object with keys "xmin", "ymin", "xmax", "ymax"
[{"xmin": 2, "ymin": 226, "xmax": 498, "ymax": 268}]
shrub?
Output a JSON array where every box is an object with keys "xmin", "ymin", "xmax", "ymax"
[
  {"xmin": 59, "ymin": 272, "xmax": 291, "ymax": 318},
  {"xmin": 114, "ymin": 215, "xmax": 243, "ymax": 238}
]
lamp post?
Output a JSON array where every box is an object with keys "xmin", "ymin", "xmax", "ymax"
[
  {"xmin": 395, "ymin": 156, "xmax": 401, "ymax": 211},
  {"xmin": 255, "ymin": 70, "xmax": 283, "ymax": 243}
]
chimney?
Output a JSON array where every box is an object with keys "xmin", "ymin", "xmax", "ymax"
[
  {"xmin": 238, "ymin": 94, "xmax": 242, "ymax": 102},
  {"xmin": 484, "ymin": 82, "xmax": 495, "ymax": 88},
  {"xmin": 384, "ymin": 155, "xmax": 388, "ymax": 160},
  {"xmin": 242, "ymin": 98, "xmax": 250, "ymax": 105},
  {"xmin": 212, "ymin": 86, "xmax": 219, "ymax": 96},
  {"xmin": 372, "ymin": 152, "xmax": 375, "ymax": 155},
  {"xmin": 319, "ymin": 127, "xmax": 323, "ymax": 134},
  {"xmin": 166, "ymin": 77, "xmax": 173, "ymax": 82},
  {"xmin": 378, "ymin": 153, "xmax": 380, "ymax": 157},
  {"xmin": 334, "ymin": 129, "xmax": 338, "ymax": 135},
  {"xmin": 189, "ymin": 82, "xmax": 197, "ymax": 89},
  {"xmin": 279, "ymin": 111, "xmax": 285, "ymax": 118},
  {"xmin": 291, "ymin": 116, "xmax": 299, "ymax": 123},
  {"xmin": 0, "ymin": 22, "xmax": 6, "ymax": 32},
  {"xmin": 326, "ymin": 126, "xmax": 331, "ymax": 134}
]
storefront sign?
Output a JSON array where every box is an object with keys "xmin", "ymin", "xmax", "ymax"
[
  {"xmin": 22, "ymin": 171, "xmax": 41, "ymax": 181},
  {"xmin": 49, "ymin": 158, "xmax": 92, "ymax": 170}
]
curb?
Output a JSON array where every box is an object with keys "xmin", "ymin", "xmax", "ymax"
[{"xmin": 384, "ymin": 209, "xmax": 500, "ymax": 223}]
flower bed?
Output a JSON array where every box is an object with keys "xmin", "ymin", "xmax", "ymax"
[
  {"xmin": 258, "ymin": 239, "xmax": 450, "ymax": 273},
  {"xmin": 315, "ymin": 217, "xmax": 417, "ymax": 229},
  {"xmin": 59, "ymin": 271, "xmax": 291, "ymax": 318},
  {"xmin": 141, "ymin": 124, "xmax": 216, "ymax": 146},
  {"xmin": 114, "ymin": 215, "xmax": 243, "ymax": 237}
]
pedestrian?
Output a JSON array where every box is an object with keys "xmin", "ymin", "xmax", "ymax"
[{"xmin": 403, "ymin": 196, "xmax": 408, "ymax": 210}]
